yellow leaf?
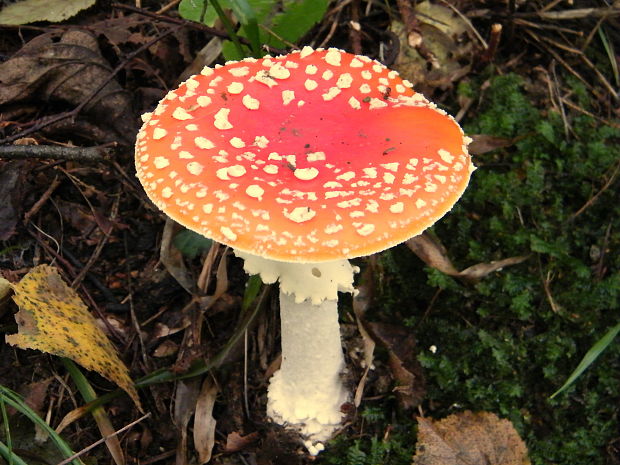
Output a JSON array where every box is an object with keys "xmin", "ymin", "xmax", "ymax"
[{"xmin": 5, "ymin": 265, "xmax": 141, "ymax": 409}]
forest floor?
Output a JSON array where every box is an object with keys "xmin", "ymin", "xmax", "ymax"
[{"xmin": 0, "ymin": 1, "xmax": 619, "ymax": 464}]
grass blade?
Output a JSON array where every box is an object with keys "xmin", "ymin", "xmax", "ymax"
[
  {"xmin": 0, "ymin": 440, "xmax": 28, "ymax": 465},
  {"xmin": 551, "ymin": 322, "xmax": 620, "ymax": 399},
  {"xmin": 62, "ymin": 358, "xmax": 125, "ymax": 465},
  {"xmin": 0, "ymin": 386, "xmax": 84, "ymax": 465}
]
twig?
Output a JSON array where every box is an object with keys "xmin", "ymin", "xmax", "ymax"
[
  {"xmin": 56, "ymin": 413, "xmax": 151, "ymax": 465},
  {"xmin": 23, "ymin": 176, "xmax": 62, "ymax": 224},
  {"xmin": 571, "ymin": 159, "xmax": 620, "ymax": 219},
  {"xmin": 0, "ymin": 145, "xmax": 111, "ymax": 162}
]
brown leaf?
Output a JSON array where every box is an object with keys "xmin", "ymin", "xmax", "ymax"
[
  {"xmin": 406, "ymin": 232, "xmax": 529, "ymax": 283},
  {"xmin": 0, "ymin": 30, "xmax": 134, "ymax": 143},
  {"xmin": 468, "ymin": 134, "xmax": 516, "ymax": 155},
  {"xmin": 0, "ymin": 160, "xmax": 28, "ymax": 240},
  {"xmin": 224, "ymin": 431, "xmax": 259, "ymax": 453},
  {"xmin": 193, "ymin": 378, "xmax": 218, "ymax": 464},
  {"xmin": 413, "ymin": 411, "xmax": 531, "ymax": 465},
  {"xmin": 174, "ymin": 380, "xmax": 200, "ymax": 465},
  {"xmin": 365, "ymin": 322, "xmax": 425, "ymax": 409},
  {"xmin": 5, "ymin": 265, "xmax": 141, "ymax": 410}
]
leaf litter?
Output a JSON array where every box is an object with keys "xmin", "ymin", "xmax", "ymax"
[{"xmin": 5, "ymin": 264, "xmax": 141, "ymax": 409}]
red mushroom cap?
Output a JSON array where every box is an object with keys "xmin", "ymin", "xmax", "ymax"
[{"xmin": 135, "ymin": 47, "xmax": 473, "ymax": 262}]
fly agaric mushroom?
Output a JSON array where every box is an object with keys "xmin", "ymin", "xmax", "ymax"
[{"xmin": 135, "ymin": 47, "xmax": 473, "ymax": 454}]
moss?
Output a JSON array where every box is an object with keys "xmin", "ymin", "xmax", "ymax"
[{"xmin": 321, "ymin": 73, "xmax": 620, "ymax": 464}]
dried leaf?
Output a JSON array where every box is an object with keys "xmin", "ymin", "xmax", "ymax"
[
  {"xmin": 5, "ymin": 265, "xmax": 141, "ymax": 409},
  {"xmin": 193, "ymin": 378, "xmax": 218, "ymax": 464},
  {"xmin": 406, "ymin": 232, "xmax": 529, "ymax": 282},
  {"xmin": 365, "ymin": 322, "xmax": 425, "ymax": 409},
  {"xmin": 224, "ymin": 431, "xmax": 259, "ymax": 453},
  {"xmin": 413, "ymin": 411, "xmax": 531, "ymax": 465},
  {"xmin": 0, "ymin": 30, "xmax": 134, "ymax": 143},
  {"xmin": 174, "ymin": 380, "xmax": 201, "ymax": 465},
  {"xmin": 0, "ymin": 276, "xmax": 11, "ymax": 301},
  {"xmin": 468, "ymin": 134, "xmax": 516, "ymax": 155},
  {"xmin": 0, "ymin": 0, "xmax": 96, "ymax": 24},
  {"xmin": 392, "ymin": 1, "xmax": 474, "ymax": 90}
]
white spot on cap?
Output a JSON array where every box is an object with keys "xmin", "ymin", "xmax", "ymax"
[
  {"xmin": 361, "ymin": 70, "xmax": 372, "ymax": 79},
  {"xmin": 362, "ymin": 167, "xmax": 377, "ymax": 178},
  {"xmin": 359, "ymin": 83, "xmax": 371, "ymax": 93},
  {"xmin": 283, "ymin": 207, "xmax": 316, "ymax": 223},
  {"xmin": 141, "ymin": 112, "xmax": 152, "ymax": 123},
  {"xmin": 197, "ymin": 96, "xmax": 212, "ymax": 107},
  {"xmin": 230, "ymin": 137, "xmax": 245, "ymax": 148},
  {"xmin": 220, "ymin": 227, "xmax": 237, "ymax": 241},
  {"xmin": 269, "ymin": 63, "xmax": 291, "ymax": 79},
  {"xmin": 229, "ymin": 66, "xmax": 250, "ymax": 77},
  {"xmin": 154, "ymin": 157, "xmax": 170, "ymax": 169},
  {"xmin": 246, "ymin": 184, "xmax": 264, "ymax": 200},
  {"xmin": 348, "ymin": 97, "xmax": 361, "ymax": 110},
  {"xmin": 381, "ymin": 162, "xmax": 399, "ymax": 172},
  {"xmin": 254, "ymin": 136, "xmax": 269, "ymax": 148},
  {"xmin": 389, "ymin": 202, "xmax": 404, "ymax": 213},
  {"xmin": 336, "ymin": 73, "xmax": 353, "ymax": 88},
  {"xmin": 254, "ymin": 70, "xmax": 278, "ymax": 87},
  {"xmin": 195, "ymin": 137, "xmax": 215, "ymax": 149},
  {"xmin": 227, "ymin": 82, "xmax": 244, "ymax": 94},
  {"xmin": 325, "ymin": 49, "xmax": 342, "ymax": 66},
  {"xmin": 355, "ymin": 223, "xmax": 375, "ymax": 236},
  {"xmin": 322, "ymin": 69, "xmax": 334, "ymax": 80},
  {"xmin": 435, "ymin": 175, "xmax": 447, "ymax": 184},
  {"xmin": 216, "ymin": 168, "xmax": 230, "ymax": 180},
  {"xmin": 336, "ymin": 171, "xmax": 355, "ymax": 181},
  {"xmin": 425, "ymin": 182, "xmax": 438, "ymax": 192},
  {"xmin": 300, "ymin": 46, "xmax": 314, "ymax": 58},
  {"xmin": 263, "ymin": 164, "xmax": 278, "ymax": 174},
  {"xmin": 307, "ymin": 151, "xmax": 326, "ymax": 162},
  {"xmin": 203, "ymin": 204, "xmax": 213, "ymax": 213},
  {"xmin": 187, "ymin": 162, "xmax": 204, "ymax": 175},
  {"xmin": 294, "ymin": 167, "xmax": 319, "ymax": 180},
  {"xmin": 372, "ymin": 64, "xmax": 384, "ymax": 73},
  {"xmin": 322, "ymin": 87, "xmax": 341, "ymax": 101},
  {"xmin": 282, "ymin": 90, "xmax": 295, "ymax": 105},
  {"xmin": 305, "ymin": 65, "xmax": 318, "ymax": 75},
  {"xmin": 350, "ymin": 58, "xmax": 363, "ymax": 68},
  {"xmin": 383, "ymin": 173, "xmax": 395, "ymax": 183},
  {"xmin": 369, "ymin": 98, "xmax": 388, "ymax": 109},
  {"xmin": 172, "ymin": 107, "xmax": 193, "ymax": 120},
  {"xmin": 186, "ymin": 124, "xmax": 198, "ymax": 131},
  {"xmin": 200, "ymin": 67, "xmax": 214, "ymax": 76},
  {"xmin": 324, "ymin": 224, "xmax": 343, "ymax": 234},
  {"xmin": 185, "ymin": 77, "xmax": 200, "ymax": 90},
  {"xmin": 396, "ymin": 84, "xmax": 406, "ymax": 93},
  {"xmin": 304, "ymin": 79, "xmax": 318, "ymax": 91},
  {"xmin": 153, "ymin": 128, "xmax": 167, "ymax": 140},
  {"xmin": 416, "ymin": 199, "xmax": 427, "ymax": 208},
  {"xmin": 228, "ymin": 165, "xmax": 247, "ymax": 177},
  {"xmin": 179, "ymin": 151, "xmax": 193, "ymax": 159},
  {"xmin": 438, "ymin": 149, "xmax": 455, "ymax": 163},
  {"xmin": 242, "ymin": 94, "xmax": 260, "ymax": 110},
  {"xmin": 162, "ymin": 187, "xmax": 173, "ymax": 198},
  {"xmin": 214, "ymin": 108, "xmax": 233, "ymax": 129}
]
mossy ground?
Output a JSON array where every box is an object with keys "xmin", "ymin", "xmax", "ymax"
[{"xmin": 319, "ymin": 73, "xmax": 620, "ymax": 465}]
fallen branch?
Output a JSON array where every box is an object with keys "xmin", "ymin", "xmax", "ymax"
[{"xmin": 0, "ymin": 144, "xmax": 111, "ymax": 162}]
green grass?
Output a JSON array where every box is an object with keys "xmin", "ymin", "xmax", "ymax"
[{"xmin": 320, "ymin": 73, "xmax": 620, "ymax": 464}]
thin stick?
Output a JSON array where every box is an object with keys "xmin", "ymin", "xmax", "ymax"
[
  {"xmin": 0, "ymin": 145, "xmax": 111, "ymax": 162},
  {"xmin": 56, "ymin": 413, "xmax": 151, "ymax": 465}
]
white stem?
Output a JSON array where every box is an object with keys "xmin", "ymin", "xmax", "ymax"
[{"xmin": 267, "ymin": 289, "xmax": 348, "ymax": 450}]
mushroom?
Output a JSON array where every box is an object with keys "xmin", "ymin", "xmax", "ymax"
[{"xmin": 135, "ymin": 47, "xmax": 473, "ymax": 454}]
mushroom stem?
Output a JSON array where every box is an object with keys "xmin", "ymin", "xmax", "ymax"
[{"xmin": 267, "ymin": 289, "xmax": 348, "ymax": 452}]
